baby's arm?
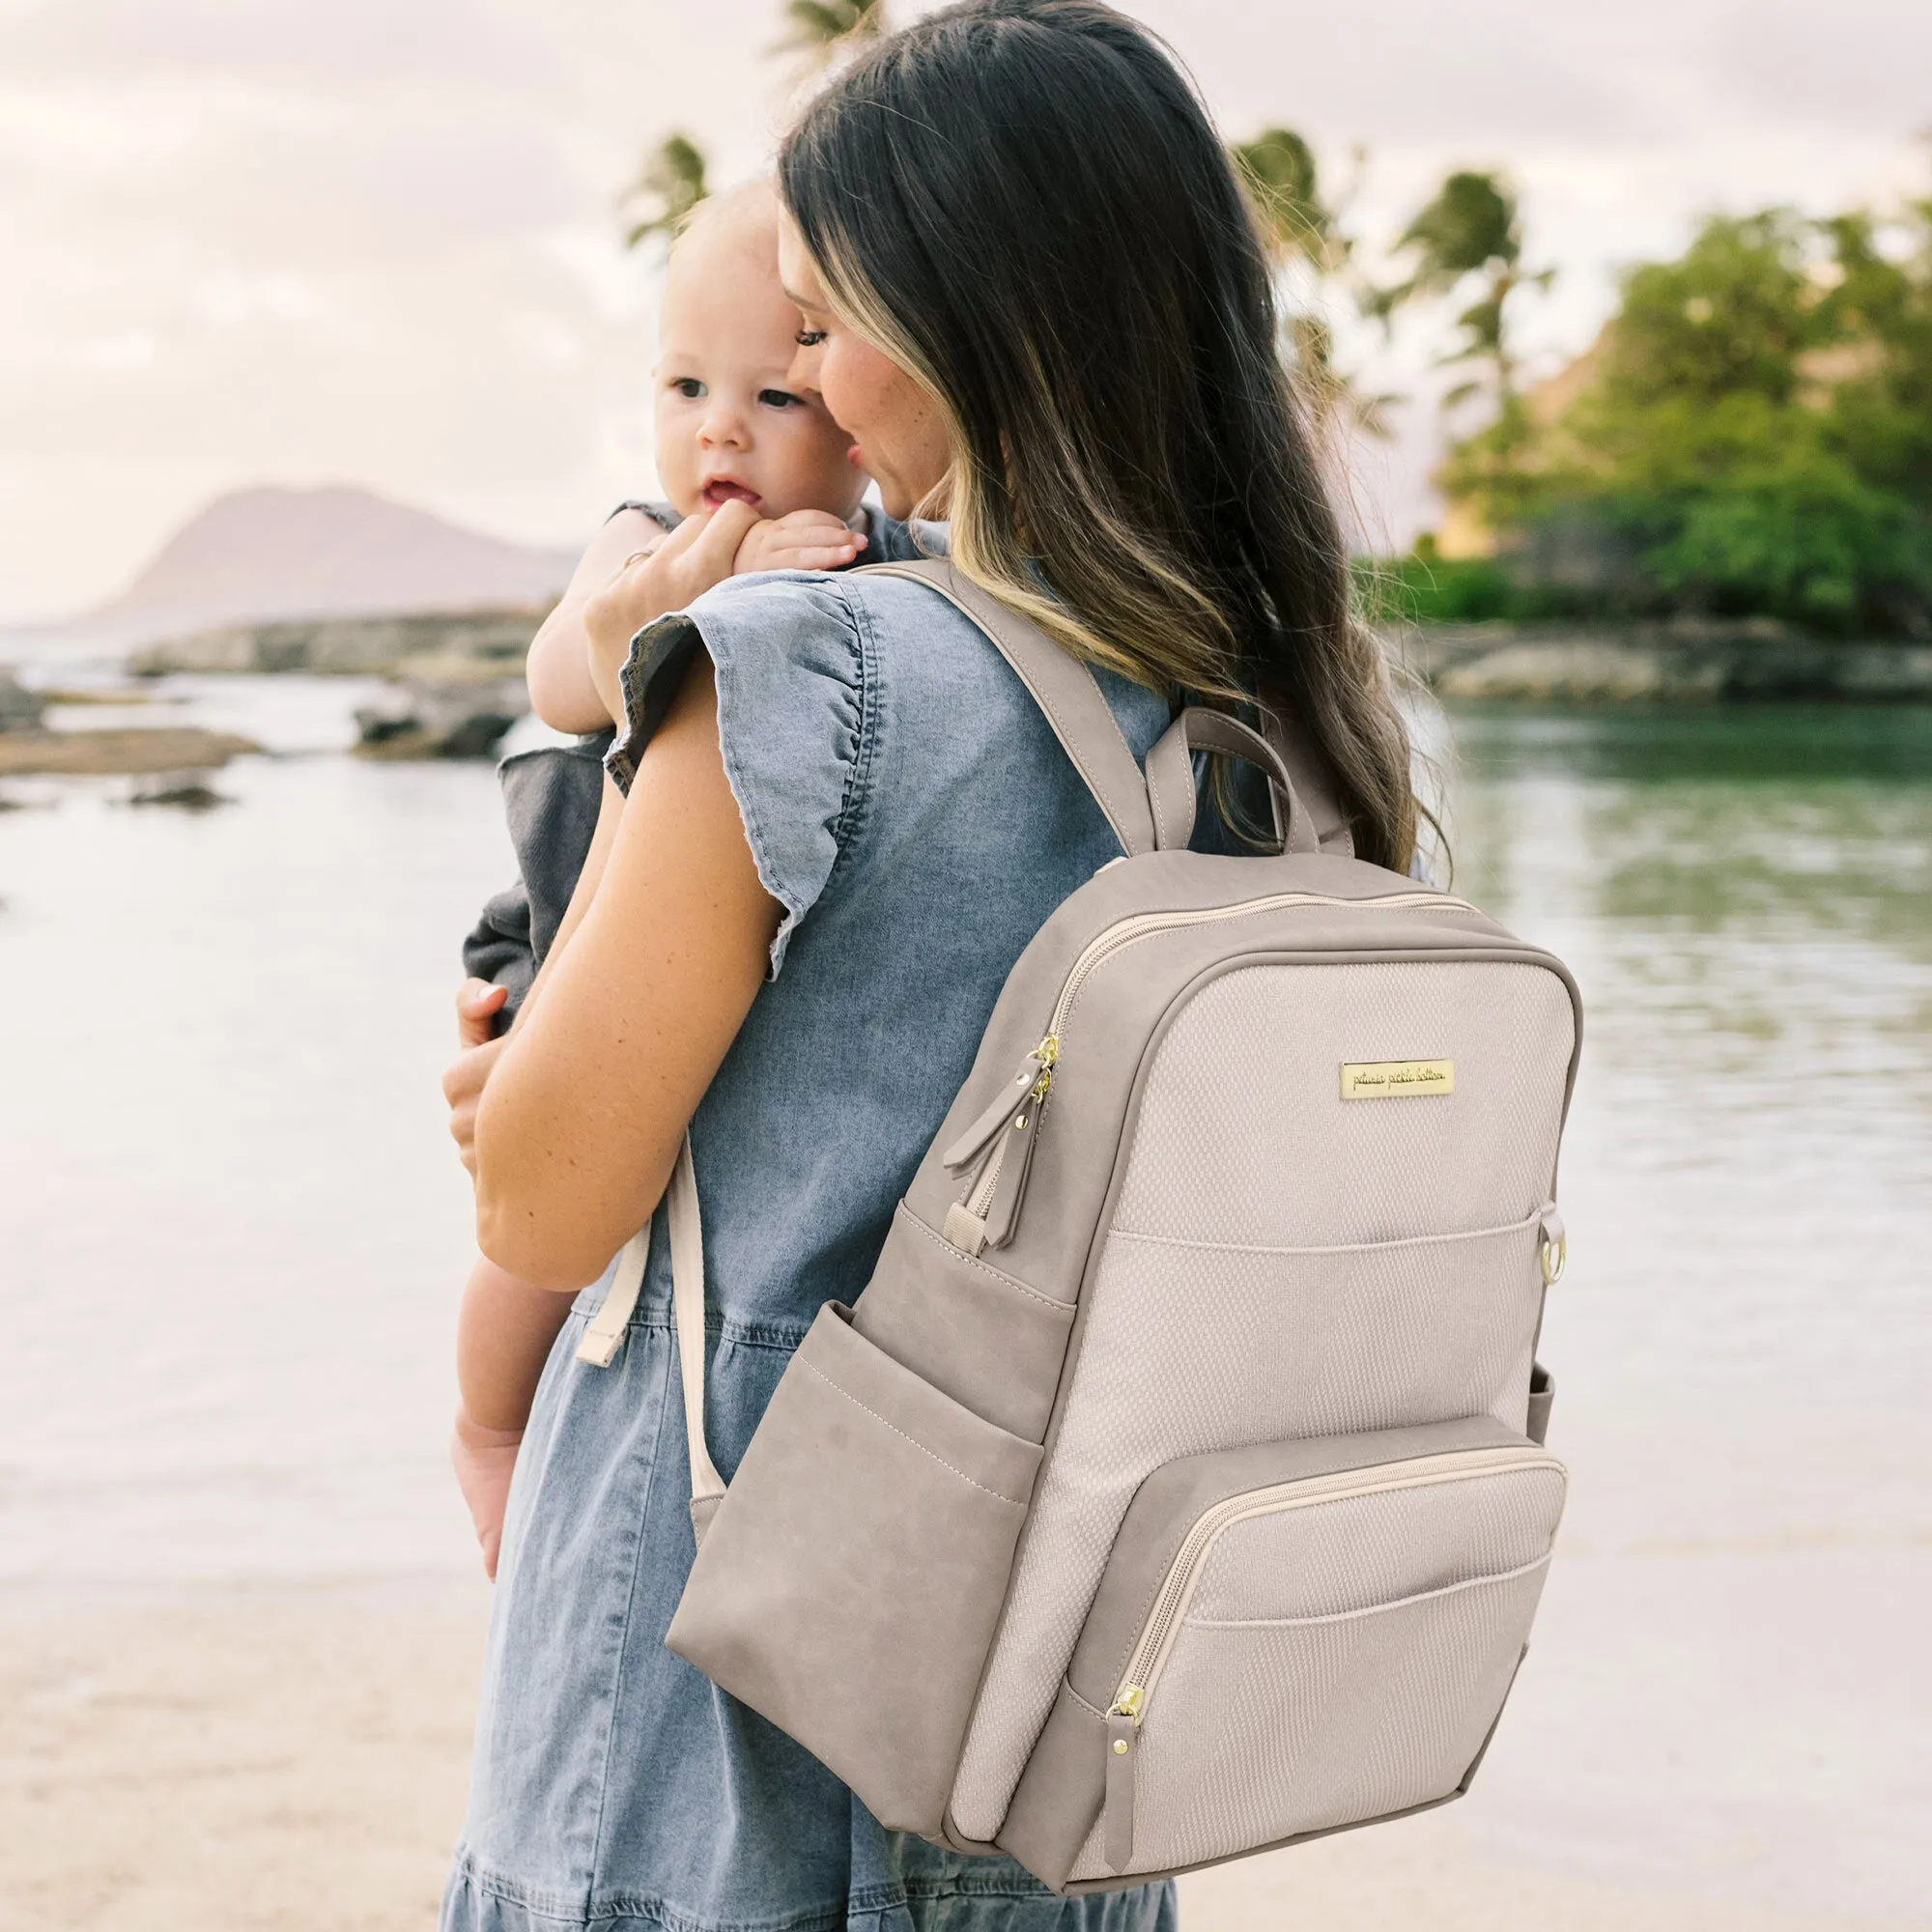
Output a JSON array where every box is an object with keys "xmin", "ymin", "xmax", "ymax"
[
  {"xmin": 526, "ymin": 507, "xmax": 669, "ymax": 734},
  {"xmin": 452, "ymin": 1255, "xmax": 574, "ymax": 1577}
]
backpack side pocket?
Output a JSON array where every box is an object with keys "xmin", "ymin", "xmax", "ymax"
[{"xmin": 667, "ymin": 1300, "xmax": 1042, "ymax": 1834}]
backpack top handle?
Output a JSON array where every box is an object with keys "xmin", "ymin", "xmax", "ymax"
[
  {"xmin": 1145, "ymin": 706, "xmax": 1314, "ymax": 856},
  {"xmin": 864, "ymin": 559, "xmax": 1344, "ymax": 862}
]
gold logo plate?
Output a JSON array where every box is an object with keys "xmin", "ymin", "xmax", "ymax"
[{"xmin": 1340, "ymin": 1059, "xmax": 1455, "ymax": 1099}]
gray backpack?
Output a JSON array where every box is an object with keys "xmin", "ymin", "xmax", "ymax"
[{"xmin": 581, "ymin": 559, "xmax": 1580, "ymax": 1893}]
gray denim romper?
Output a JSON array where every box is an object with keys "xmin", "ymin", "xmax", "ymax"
[{"xmin": 443, "ymin": 558, "xmax": 1179, "ymax": 1932}]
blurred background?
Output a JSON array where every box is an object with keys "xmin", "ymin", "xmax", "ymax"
[{"xmin": 1, "ymin": 3, "xmax": 1927, "ymax": 1928}]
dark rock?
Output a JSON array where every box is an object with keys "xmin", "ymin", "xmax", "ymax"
[
  {"xmin": 128, "ymin": 774, "xmax": 232, "ymax": 810},
  {"xmin": 353, "ymin": 677, "xmax": 525, "ymax": 760},
  {"xmin": 0, "ymin": 669, "xmax": 48, "ymax": 733}
]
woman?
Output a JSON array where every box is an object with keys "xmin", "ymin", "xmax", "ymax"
[{"xmin": 440, "ymin": 4, "xmax": 1418, "ymax": 1927}]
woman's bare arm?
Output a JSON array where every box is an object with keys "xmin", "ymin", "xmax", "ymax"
[{"xmin": 469, "ymin": 656, "xmax": 780, "ymax": 1288}]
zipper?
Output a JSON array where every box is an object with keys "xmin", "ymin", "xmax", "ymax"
[
  {"xmin": 1096, "ymin": 1441, "xmax": 1558, "ymax": 1873},
  {"xmin": 1109, "ymin": 1444, "xmax": 1563, "ymax": 1726},
  {"xmin": 941, "ymin": 890, "xmax": 1477, "ymax": 1256},
  {"xmin": 1046, "ymin": 890, "xmax": 1471, "ymax": 1046}
]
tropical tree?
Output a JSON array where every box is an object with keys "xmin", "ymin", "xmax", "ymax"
[
  {"xmin": 1372, "ymin": 170, "xmax": 1554, "ymax": 536},
  {"xmin": 1450, "ymin": 204, "xmax": 1932, "ymax": 633},
  {"xmin": 625, "ymin": 1, "xmax": 889, "ymax": 254},
  {"xmin": 1234, "ymin": 128, "xmax": 1339, "ymax": 270},
  {"xmin": 1375, "ymin": 169, "xmax": 1552, "ymax": 417},
  {"xmin": 621, "ymin": 132, "xmax": 709, "ymax": 251},
  {"xmin": 774, "ymin": 0, "xmax": 891, "ymax": 69},
  {"xmin": 1231, "ymin": 128, "xmax": 1393, "ymax": 435}
]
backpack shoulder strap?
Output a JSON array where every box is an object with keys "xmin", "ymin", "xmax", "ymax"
[
  {"xmin": 861, "ymin": 559, "xmax": 1158, "ymax": 860},
  {"xmin": 1259, "ymin": 702, "xmax": 1355, "ymax": 858}
]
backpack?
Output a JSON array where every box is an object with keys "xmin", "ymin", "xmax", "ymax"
[{"xmin": 582, "ymin": 558, "xmax": 1580, "ymax": 1893}]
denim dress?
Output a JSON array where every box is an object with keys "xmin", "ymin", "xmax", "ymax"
[{"xmin": 442, "ymin": 567, "xmax": 1180, "ymax": 1932}]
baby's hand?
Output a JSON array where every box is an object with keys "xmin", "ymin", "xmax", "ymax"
[
  {"xmin": 451, "ymin": 1407, "xmax": 523, "ymax": 1580},
  {"xmin": 733, "ymin": 511, "xmax": 867, "ymax": 577}
]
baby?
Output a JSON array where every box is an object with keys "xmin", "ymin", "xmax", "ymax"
[
  {"xmin": 520, "ymin": 179, "xmax": 908, "ymax": 735},
  {"xmin": 448, "ymin": 182, "xmax": 920, "ymax": 1574}
]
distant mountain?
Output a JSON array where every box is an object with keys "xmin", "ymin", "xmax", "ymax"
[{"xmin": 66, "ymin": 485, "xmax": 579, "ymax": 648}]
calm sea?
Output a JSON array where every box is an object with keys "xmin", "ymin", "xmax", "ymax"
[{"xmin": 1, "ymin": 679, "xmax": 1926, "ymax": 1919}]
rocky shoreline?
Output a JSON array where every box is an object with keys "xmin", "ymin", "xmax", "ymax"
[
  {"xmin": 7, "ymin": 610, "xmax": 1929, "ymax": 787},
  {"xmin": 132, "ymin": 606, "xmax": 544, "ymax": 760},
  {"xmin": 0, "ymin": 725, "xmax": 262, "ymax": 778},
  {"xmin": 126, "ymin": 607, "xmax": 545, "ymax": 680},
  {"xmin": 1404, "ymin": 619, "xmax": 1932, "ymax": 704}
]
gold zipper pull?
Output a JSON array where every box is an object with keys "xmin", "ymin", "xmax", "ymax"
[
  {"xmin": 1104, "ymin": 1696, "xmax": 1141, "ymax": 1871},
  {"xmin": 1108, "ymin": 1684, "xmax": 1145, "ymax": 1722},
  {"xmin": 1030, "ymin": 1034, "xmax": 1059, "ymax": 1102}
]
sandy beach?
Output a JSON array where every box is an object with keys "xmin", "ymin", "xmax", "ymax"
[
  {"xmin": 0, "ymin": 1583, "xmax": 485, "ymax": 1931},
  {"xmin": 3, "ymin": 714, "xmax": 1925, "ymax": 1931},
  {"xmin": 0, "ymin": 1579, "xmax": 1896, "ymax": 1932}
]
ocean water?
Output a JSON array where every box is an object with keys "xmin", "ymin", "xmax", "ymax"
[{"xmin": 0, "ymin": 683, "xmax": 1926, "ymax": 1919}]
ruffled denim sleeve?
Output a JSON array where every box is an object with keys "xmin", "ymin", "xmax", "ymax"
[{"xmin": 605, "ymin": 572, "xmax": 868, "ymax": 979}]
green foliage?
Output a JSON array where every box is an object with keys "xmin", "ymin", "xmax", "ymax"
[
  {"xmin": 1231, "ymin": 128, "xmax": 1394, "ymax": 436},
  {"xmin": 774, "ymin": 0, "xmax": 890, "ymax": 65},
  {"xmin": 1454, "ymin": 200, "xmax": 1932, "ymax": 635},
  {"xmin": 1357, "ymin": 551, "xmax": 1524, "ymax": 624},
  {"xmin": 621, "ymin": 133, "xmax": 709, "ymax": 251},
  {"xmin": 1815, "ymin": 205, "xmax": 1932, "ymax": 503},
  {"xmin": 1390, "ymin": 172, "xmax": 1522, "ymax": 292},
  {"xmin": 1602, "ymin": 213, "xmax": 1816, "ymax": 406},
  {"xmin": 1373, "ymin": 170, "xmax": 1552, "ymax": 411},
  {"xmin": 1234, "ymin": 128, "xmax": 1335, "ymax": 269},
  {"xmin": 625, "ymin": 1, "xmax": 892, "ymax": 255},
  {"xmin": 1356, "ymin": 537, "xmax": 1598, "ymax": 625}
]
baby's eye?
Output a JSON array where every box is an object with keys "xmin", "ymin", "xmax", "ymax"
[
  {"xmin": 758, "ymin": 388, "xmax": 804, "ymax": 411},
  {"xmin": 670, "ymin": 378, "xmax": 704, "ymax": 399},
  {"xmin": 794, "ymin": 328, "xmax": 827, "ymax": 348}
]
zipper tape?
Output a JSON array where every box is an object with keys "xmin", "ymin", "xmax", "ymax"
[
  {"xmin": 1113, "ymin": 1445, "xmax": 1564, "ymax": 1722},
  {"xmin": 941, "ymin": 891, "xmax": 1481, "ymax": 1256}
]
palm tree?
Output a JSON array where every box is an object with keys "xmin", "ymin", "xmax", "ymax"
[
  {"xmin": 1232, "ymin": 128, "xmax": 1394, "ymax": 437},
  {"xmin": 773, "ymin": 0, "xmax": 891, "ymax": 69},
  {"xmin": 1234, "ymin": 128, "xmax": 1335, "ymax": 269},
  {"xmin": 621, "ymin": 133, "xmax": 710, "ymax": 252},
  {"xmin": 1373, "ymin": 170, "xmax": 1552, "ymax": 416}
]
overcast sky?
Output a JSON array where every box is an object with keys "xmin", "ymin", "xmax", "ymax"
[{"xmin": 1, "ymin": 0, "xmax": 1926, "ymax": 621}]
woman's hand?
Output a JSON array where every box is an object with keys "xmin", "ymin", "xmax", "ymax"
[
  {"xmin": 582, "ymin": 502, "xmax": 762, "ymax": 727},
  {"xmin": 732, "ymin": 510, "xmax": 866, "ymax": 576},
  {"xmin": 451, "ymin": 1407, "xmax": 524, "ymax": 1580}
]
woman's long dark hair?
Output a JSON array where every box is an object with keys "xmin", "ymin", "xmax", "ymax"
[{"xmin": 779, "ymin": 0, "xmax": 1417, "ymax": 869}]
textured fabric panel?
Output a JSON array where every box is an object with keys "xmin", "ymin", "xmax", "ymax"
[
  {"xmin": 950, "ymin": 958, "xmax": 1571, "ymax": 1844},
  {"xmin": 1067, "ymin": 1559, "xmax": 1550, "ymax": 1879},
  {"xmin": 1187, "ymin": 1464, "xmax": 1565, "ymax": 1624},
  {"xmin": 1112, "ymin": 961, "xmax": 1574, "ymax": 1246},
  {"xmin": 949, "ymin": 1230, "xmax": 1541, "ymax": 1838}
]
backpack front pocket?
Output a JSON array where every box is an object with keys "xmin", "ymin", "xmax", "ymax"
[
  {"xmin": 998, "ymin": 1416, "xmax": 1565, "ymax": 1889},
  {"xmin": 666, "ymin": 1301, "xmax": 1042, "ymax": 1836}
]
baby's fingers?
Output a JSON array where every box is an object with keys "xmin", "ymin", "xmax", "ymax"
[
  {"xmin": 773, "ymin": 509, "xmax": 864, "ymax": 538},
  {"xmin": 765, "ymin": 542, "xmax": 867, "ymax": 572},
  {"xmin": 456, "ymin": 979, "xmax": 509, "ymax": 1047}
]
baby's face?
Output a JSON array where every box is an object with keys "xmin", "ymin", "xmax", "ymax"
[{"xmin": 654, "ymin": 195, "xmax": 867, "ymax": 526}]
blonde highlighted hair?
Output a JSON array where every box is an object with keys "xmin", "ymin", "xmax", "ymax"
[{"xmin": 781, "ymin": 0, "xmax": 1418, "ymax": 869}]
